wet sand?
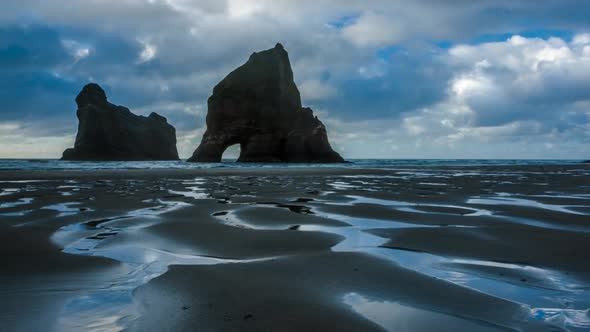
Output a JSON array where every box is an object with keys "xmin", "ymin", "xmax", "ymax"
[{"xmin": 0, "ymin": 165, "xmax": 589, "ymax": 331}]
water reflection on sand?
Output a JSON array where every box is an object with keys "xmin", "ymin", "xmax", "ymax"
[{"xmin": 2, "ymin": 165, "xmax": 588, "ymax": 331}]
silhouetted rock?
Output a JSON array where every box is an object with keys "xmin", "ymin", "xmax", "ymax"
[
  {"xmin": 583, "ymin": 160, "xmax": 590, "ymax": 163},
  {"xmin": 62, "ymin": 83, "xmax": 179, "ymax": 161},
  {"xmin": 188, "ymin": 43, "xmax": 344, "ymax": 163}
]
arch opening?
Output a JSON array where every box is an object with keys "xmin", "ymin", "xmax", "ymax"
[{"xmin": 221, "ymin": 143, "xmax": 241, "ymax": 162}]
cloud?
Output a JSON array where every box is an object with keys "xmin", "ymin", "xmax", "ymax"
[
  {"xmin": 308, "ymin": 33, "xmax": 590, "ymax": 159},
  {"xmin": 0, "ymin": 121, "xmax": 74, "ymax": 158},
  {"xmin": 1, "ymin": 1, "xmax": 590, "ymax": 158},
  {"xmin": 444, "ymin": 34, "xmax": 590, "ymax": 127},
  {"xmin": 299, "ymin": 80, "xmax": 338, "ymax": 101},
  {"xmin": 341, "ymin": 12, "xmax": 403, "ymax": 48},
  {"xmin": 137, "ymin": 39, "xmax": 157, "ymax": 63},
  {"xmin": 0, "ymin": 25, "xmax": 70, "ymax": 70}
]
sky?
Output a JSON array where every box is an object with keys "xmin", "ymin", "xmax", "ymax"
[{"xmin": 1, "ymin": 0, "xmax": 590, "ymax": 159}]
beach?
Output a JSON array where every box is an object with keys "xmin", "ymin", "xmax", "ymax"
[{"xmin": 1, "ymin": 164, "xmax": 589, "ymax": 331}]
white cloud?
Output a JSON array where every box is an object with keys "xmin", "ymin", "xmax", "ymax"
[
  {"xmin": 176, "ymin": 127, "xmax": 205, "ymax": 159},
  {"xmin": 573, "ymin": 33, "xmax": 590, "ymax": 45},
  {"xmin": 227, "ymin": 0, "xmax": 264, "ymax": 18},
  {"xmin": 138, "ymin": 40, "xmax": 157, "ymax": 63},
  {"xmin": 299, "ymin": 80, "xmax": 337, "ymax": 101},
  {"xmin": 402, "ymin": 116, "xmax": 427, "ymax": 136},
  {"xmin": 341, "ymin": 12, "xmax": 403, "ymax": 48},
  {"xmin": 0, "ymin": 122, "xmax": 74, "ymax": 158},
  {"xmin": 386, "ymin": 34, "xmax": 590, "ymax": 154},
  {"xmin": 61, "ymin": 39, "xmax": 91, "ymax": 60},
  {"xmin": 307, "ymin": 33, "xmax": 590, "ymax": 158},
  {"xmin": 357, "ymin": 60, "xmax": 388, "ymax": 79},
  {"xmin": 446, "ymin": 34, "xmax": 590, "ymax": 124},
  {"xmin": 134, "ymin": 101, "xmax": 206, "ymax": 118}
]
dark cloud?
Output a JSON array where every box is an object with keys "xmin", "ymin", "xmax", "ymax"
[
  {"xmin": 0, "ymin": 25, "xmax": 83, "ymax": 130},
  {"xmin": 309, "ymin": 49, "xmax": 451, "ymax": 119},
  {"xmin": 0, "ymin": 25, "xmax": 69, "ymax": 70}
]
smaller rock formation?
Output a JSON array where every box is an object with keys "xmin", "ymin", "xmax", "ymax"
[
  {"xmin": 188, "ymin": 43, "xmax": 344, "ymax": 163},
  {"xmin": 62, "ymin": 84, "xmax": 179, "ymax": 161}
]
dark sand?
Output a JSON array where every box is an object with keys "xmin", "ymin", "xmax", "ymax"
[{"xmin": 0, "ymin": 165, "xmax": 589, "ymax": 331}]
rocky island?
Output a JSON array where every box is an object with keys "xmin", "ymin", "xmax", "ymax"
[
  {"xmin": 62, "ymin": 84, "xmax": 179, "ymax": 161},
  {"xmin": 188, "ymin": 43, "xmax": 344, "ymax": 163}
]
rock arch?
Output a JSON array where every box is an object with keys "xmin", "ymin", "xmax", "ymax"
[{"xmin": 188, "ymin": 44, "xmax": 343, "ymax": 163}]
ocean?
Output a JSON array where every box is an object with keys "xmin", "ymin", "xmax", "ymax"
[{"xmin": 0, "ymin": 159, "xmax": 584, "ymax": 171}]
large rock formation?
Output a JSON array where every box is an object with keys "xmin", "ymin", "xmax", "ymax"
[
  {"xmin": 62, "ymin": 84, "xmax": 179, "ymax": 161},
  {"xmin": 188, "ymin": 43, "xmax": 344, "ymax": 163}
]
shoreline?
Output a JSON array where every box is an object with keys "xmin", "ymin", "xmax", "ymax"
[{"xmin": 1, "ymin": 163, "xmax": 588, "ymax": 181}]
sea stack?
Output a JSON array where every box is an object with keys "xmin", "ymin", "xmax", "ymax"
[
  {"xmin": 62, "ymin": 83, "xmax": 179, "ymax": 161},
  {"xmin": 188, "ymin": 43, "xmax": 344, "ymax": 163}
]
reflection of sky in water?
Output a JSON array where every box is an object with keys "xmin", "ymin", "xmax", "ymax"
[
  {"xmin": 304, "ymin": 194, "xmax": 590, "ymax": 331},
  {"xmin": 531, "ymin": 308, "xmax": 590, "ymax": 331},
  {"xmin": 0, "ymin": 188, "xmax": 19, "ymax": 196},
  {"xmin": 57, "ymin": 184, "xmax": 92, "ymax": 197},
  {"xmin": 533, "ymin": 193, "xmax": 590, "ymax": 200},
  {"xmin": 169, "ymin": 178, "xmax": 210, "ymax": 199},
  {"xmin": 467, "ymin": 196, "xmax": 589, "ymax": 216},
  {"xmin": 0, "ymin": 197, "xmax": 33, "ymax": 209},
  {"xmin": 52, "ymin": 175, "xmax": 590, "ymax": 332},
  {"xmin": 57, "ymin": 185, "xmax": 89, "ymax": 189},
  {"xmin": 42, "ymin": 202, "xmax": 87, "ymax": 217},
  {"xmin": 58, "ymin": 242, "xmax": 273, "ymax": 331},
  {"xmin": 126, "ymin": 199, "xmax": 191, "ymax": 219},
  {"xmin": 372, "ymin": 248, "xmax": 589, "ymax": 307},
  {"xmin": 214, "ymin": 190, "xmax": 590, "ymax": 325},
  {"xmin": 326, "ymin": 194, "xmax": 492, "ymax": 217},
  {"xmin": 0, "ymin": 197, "xmax": 35, "ymax": 216},
  {"xmin": 301, "ymin": 223, "xmax": 389, "ymax": 251},
  {"xmin": 451, "ymin": 172, "xmax": 481, "ymax": 177},
  {"xmin": 55, "ymin": 201, "xmax": 189, "ymax": 330},
  {"xmin": 168, "ymin": 188, "xmax": 209, "ymax": 200},
  {"xmin": 303, "ymin": 208, "xmax": 590, "ymax": 311},
  {"xmin": 498, "ymin": 215, "xmax": 590, "ymax": 233},
  {"xmin": 395, "ymin": 171, "xmax": 450, "ymax": 178},
  {"xmin": 298, "ymin": 205, "xmax": 590, "ymax": 312},
  {"xmin": 58, "ymin": 200, "xmax": 192, "ymax": 252},
  {"xmin": 0, "ymin": 180, "xmax": 51, "ymax": 183},
  {"xmin": 214, "ymin": 210, "xmax": 262, "ymax": 229},
  {"xmin": 343, "ymin": 245, "xmax": 590, "ymax": 331},
  {"xmin": 343, "ymin": 293, "xmax": 504, "ymax": 332},
  {"xmin": 0, "ymin": 209, "xmax": 33, "ymax": 217},
  {"xmin": 328, "ymin": 181, "xmax": 362, "ymax": 190},
  {"xmin": 55, "ymin": 197, "xmax": 274, "ymax": 331},
  {"xmin": 59, "ymin": 290, "xmax": 134, "ymax": 332}
]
